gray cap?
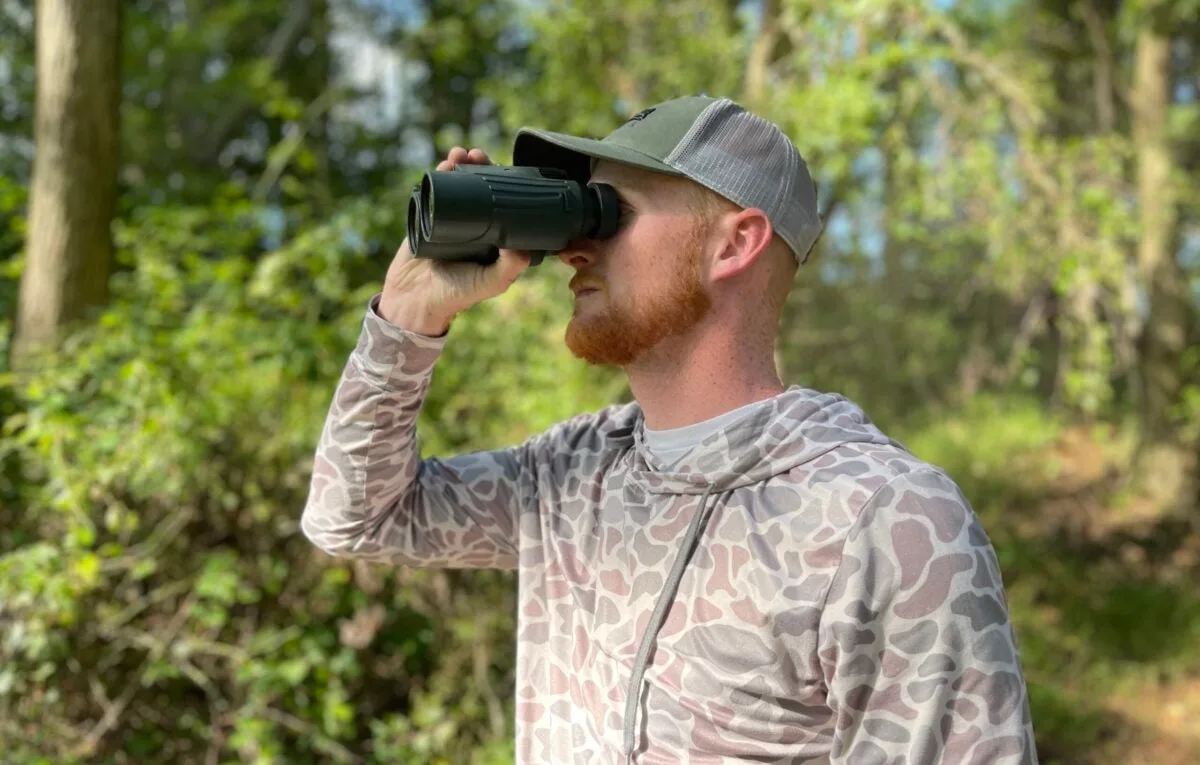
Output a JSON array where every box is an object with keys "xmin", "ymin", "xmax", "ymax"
[{"xmin": 512, "ymin": 95, "xmax": 823, "ymax": 264}]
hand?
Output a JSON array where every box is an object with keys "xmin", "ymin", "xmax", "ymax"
[{"xmin": 379, "ymin": 147, "xmax": 531, "ymax": 335}]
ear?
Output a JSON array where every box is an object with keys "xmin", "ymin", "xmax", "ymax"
[{"xmin": 709, "ymin": 208, "xmax": 774, "ymax": 283}]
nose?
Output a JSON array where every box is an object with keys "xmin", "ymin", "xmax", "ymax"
[{"xmin": 558, "ymin": 238, "xmax": 597, "ymax": 269}]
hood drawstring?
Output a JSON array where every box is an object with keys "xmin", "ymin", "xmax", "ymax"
[{"xmin": 622, "ymin": 485, "xmax": 721, "ymax": 764}]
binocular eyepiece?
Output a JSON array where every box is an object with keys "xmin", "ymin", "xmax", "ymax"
[{"xmin": 407, "ymin": 165, "xmax": 622, "ymax": 266}]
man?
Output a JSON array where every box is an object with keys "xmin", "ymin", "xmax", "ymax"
[{"xmin": 301, "ymin": 95, "xmax": 1038, "ymax": 764}]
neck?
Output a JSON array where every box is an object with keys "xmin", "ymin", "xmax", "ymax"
[{"xmin": 626, "ymin": 321, "xmax": 785, "ymax": 431}]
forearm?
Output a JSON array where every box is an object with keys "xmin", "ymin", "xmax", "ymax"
[
  {"xmin": 301, "ymin": 294, "xmax": 529, "ymax": 569},
  {"xmin": 300, "ymin": 294, "xmax": 448, "ymax": 560}
]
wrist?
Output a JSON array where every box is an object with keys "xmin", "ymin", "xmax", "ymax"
[{"xmin": 377, "ymin": 293, "xmax": 453, "ymax": 337}]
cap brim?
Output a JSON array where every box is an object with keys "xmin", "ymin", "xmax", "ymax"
[{"xmin": 513, "ymin": 128, "xmax": 684, "ymax": 183}]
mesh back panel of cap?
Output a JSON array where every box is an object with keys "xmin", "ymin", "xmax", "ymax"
[{"xmin": 664, "ymin": 99, "xmax": 822, "ymax": 264}]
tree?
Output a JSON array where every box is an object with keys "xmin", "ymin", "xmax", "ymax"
[
  {"xmin": 12, "ymin": 0, "xmax": 122, "ymax": 364},
  {"xmin": 1132, "ymin": 17, "xmax": 1187, "ymax": 446},
  {"xmin": 1130, "ymin": 7, "xmax": 1197, "ymax": 506}
]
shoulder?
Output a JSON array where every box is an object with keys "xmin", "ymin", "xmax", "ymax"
[
  {"xmin": 816, "ymin": 449, "xmax": 1013, "ymax": 644},
  {"xmin": 798, "ymin": 438, "xmax": 979, "ymax": 534},
  {"xmin": 527, "ymin": 399, "xmax": 641, "ymax": 462},
  {"xmin": 775, "ymin": 437, "xmax": 979, "ymax": 536},
  {"xmin": 776, "ymin": 439, "xmax": 997, "ymax": 597},
  {"xmin": 821, "ymin": 449, "xmax": 1007, "ymax": 627},
  {"xmin": 849, "ymin": 452, "xmax": 983, "ymax": 554}
]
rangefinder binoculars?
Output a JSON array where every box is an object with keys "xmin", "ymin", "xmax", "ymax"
[{"xmin": 407, "ymin": 165, "xmax": 621, "ymax": 266}]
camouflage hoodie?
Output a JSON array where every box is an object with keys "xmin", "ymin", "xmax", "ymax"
[{"xmin": 301, "ymin": 298, "xmax": 1039, "ymax": 764}]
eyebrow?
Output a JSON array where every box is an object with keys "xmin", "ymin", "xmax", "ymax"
[
  {"xmin": 592, "ymin": 171, "xmax": 660, "ymax": 203},
  {"xmin": 603, "ymin": 180, "xmax": 642, "ymax": 204}
]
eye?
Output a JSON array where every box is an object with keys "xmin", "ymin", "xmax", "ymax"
[{"xmin": 614, "ymin": 197, "xmax": 635, "ymax": 227}]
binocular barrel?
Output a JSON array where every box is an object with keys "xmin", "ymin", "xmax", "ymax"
[{"xmin": 408, "ymin": 165, "xmax": 621, "ymax": 266}]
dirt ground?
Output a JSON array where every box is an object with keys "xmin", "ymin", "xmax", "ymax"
[
  {"xmin": 1101, "ymin": 680, "xmax": 1200, "ymax": 765},
  {"xmin": 1021, "ymin": 426, "xmax": 1200, "ymax": 764}
]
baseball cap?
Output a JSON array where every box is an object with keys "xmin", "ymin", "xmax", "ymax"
[{"xmin": 512, "ymin": 95, "xmax": 823, "ymax": 264}]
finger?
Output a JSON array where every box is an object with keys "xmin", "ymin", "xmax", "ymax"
[
  {"xmin": 392, "ymin": 236, "xmax": 416, "ymax": 263},
  {"xmin": 435, "ymin": 151, "xmax": 466, "ymax": 172},
  {"xmin": 466, "ymin": 148, "xmax": 490, "ymax": 164},
  {"xmin": 494, "ymin": 248, "xmax": 532, "ymax": 284}
]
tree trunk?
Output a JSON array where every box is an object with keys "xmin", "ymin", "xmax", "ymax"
[
  {"xmin": 1078, "ymin": 0, "xmax": 1116, "ymax": 133},
  {"xmin": 743, "ymin": 0, "xmax": 780, "ymax": 107},
  {"xmin": 1132, "ymin": 26, "xmax": 1186, "ymax": 443},
  {"xmin": 1131, "ymin": 23, "xmax": 1194, "ymax": 506},
  {"xmin": 13, "ymin": 0, "xmax": 121, "ymax": 364},
  {"xmin": 742, "ymin": 0, "xmax": 785, "ymax": 377},
  {"xmin": 312, "ymin": 0, "xmax": 334, "ymax": 207}
]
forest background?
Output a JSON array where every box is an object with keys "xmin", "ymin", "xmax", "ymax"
[{"xmin": 2, "ymin": 0, "xmax": 1200, "ymax": 762}]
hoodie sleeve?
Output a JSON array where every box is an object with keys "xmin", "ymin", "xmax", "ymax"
[
  {"xmin": 818, "ymin": 469, "xmax": 1038, "ymax": 765},
  {"xmin": 299, "ymin": 295, "xmax": 536, "ymax": 570}
]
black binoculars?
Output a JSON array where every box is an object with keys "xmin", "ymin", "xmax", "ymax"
[{"xmin": 407, "ymin": 165, "xmax": 622, "ymax": 266}]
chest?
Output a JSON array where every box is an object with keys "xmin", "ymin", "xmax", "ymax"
[
  {"xmin": 527, "ymin": 482, "xmax": 841, "ymax": 756},
  {"xmin": 545, "ymin": 480, "xmax": 842, "ymax": 688}
]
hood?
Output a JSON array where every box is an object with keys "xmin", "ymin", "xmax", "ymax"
[{"xmin": 608, "ymin": 385, "xmax": 900, "ymax": 496}]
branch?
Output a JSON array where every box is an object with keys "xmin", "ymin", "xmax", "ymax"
[
  {"xmin": 103, "ymin": 578, "xmax": 192, "ymax": 633},
  {"xmin": 923, "ymin": 12, "xmax": 1045, "ymax": 132},
  {"xmin": 258, "ymin": 707, "xmax": 362, "ymax": 764},
  {"xmin": 74, "ymin": 595, "xmax": 195, "ymax": 758},
  {"xmin": 197, "ymin": 0, "xmax": 314, "ymax": 165},
  {"xmin": 1001, "ymin": 292, "xmax": 1050, "ymax": 384},
  {"xmin": 206, "ymin": 697, "xmax": 227, "ymax": 765},
  {"xmin": 1076, "ymin": 0, "xmax": 1116, "ymax": 133},
  {"xmin": 252, "ymin": 85, "xmax": 339, "ymax": 203},
  {"xmin": 816, "ymin": 178, "xmax": 845, "ymax": 223},
  {"xmin": 916, "ymin": 16, "xmax": 1084, "ymax": 248},
  {"xmin": 743, "ymin": 0, "xmax": 782, "ymax": 106},
  {"xmin": 99, "ymin": 507, "xmax": 196, "ymax": 577}
]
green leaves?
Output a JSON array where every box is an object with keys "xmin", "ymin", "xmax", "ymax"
[
  {"xmin": 0, "ymin": 169, "xmax": 527, "ymax": 760},
  {"xmin": 489, "ymin": 0, "xmax": 744, "ymax": 143},
  {"xmin": 195, "ymin": 552, "xmax": 242, "ymax": 605},
  {"xmin": 1, "ymin": 0, "xmax": 1197, "ymax": 761}
]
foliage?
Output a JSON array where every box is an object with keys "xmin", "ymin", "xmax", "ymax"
[
  {"xmin": 0, "ymin": 177, "xmax": 616, "ymax": 761},
  {"xmin": 901, "ymin": 399, "xmax": 1200, "ymax": 764},
  {"xmin": 1, "ymin": 0, "xmax": 1199, "ymax": 762}
]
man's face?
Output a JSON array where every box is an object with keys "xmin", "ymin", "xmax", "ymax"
[{"xmin": 558, "ymin": 161, "xmax": 714, "ymax": 367}]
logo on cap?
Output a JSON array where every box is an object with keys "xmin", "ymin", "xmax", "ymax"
[{"xmin": 624, "ymin": 107, "xmax": 656, "ymax": 124}]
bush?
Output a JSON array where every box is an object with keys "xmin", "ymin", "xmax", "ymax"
[{"xmin": 0, "ymin": 188, "xmax": 617, "ymax": 763}]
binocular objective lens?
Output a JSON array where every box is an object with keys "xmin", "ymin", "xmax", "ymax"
[{"xmin": 419, "ymin": 174, "xmax": 435, "ymax": 236}]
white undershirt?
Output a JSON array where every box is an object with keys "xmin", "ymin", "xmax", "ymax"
[{"xmin": 642, "ymin": 398, "xmax": 773, "ymax": 469}]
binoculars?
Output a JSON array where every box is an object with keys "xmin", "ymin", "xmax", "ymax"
[{"xmin": 407, "ymin": 165, "xmax": 622, "ymax": 266}]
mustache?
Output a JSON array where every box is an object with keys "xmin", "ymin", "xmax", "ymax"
[{"xmin": 569, "ymin": 276, "xmax": 604, "ymax": 292}]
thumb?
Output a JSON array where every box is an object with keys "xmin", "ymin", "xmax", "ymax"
[{"xmin": 492, "ymin": 249, "xmax": 532, "ymax": 288}]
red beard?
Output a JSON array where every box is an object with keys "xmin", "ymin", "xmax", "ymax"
[{"xmin": 565, "ymin": 230, "xmax": 712, "ymax": 367}]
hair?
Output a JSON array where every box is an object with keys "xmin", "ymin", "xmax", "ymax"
[
  {"xmin": 683, "ymin": 181, "xmax": 740, "ymax": 219},
  {"xmin": 683, "ymin": 181, "xmax": 797, "ymax": 322}
]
